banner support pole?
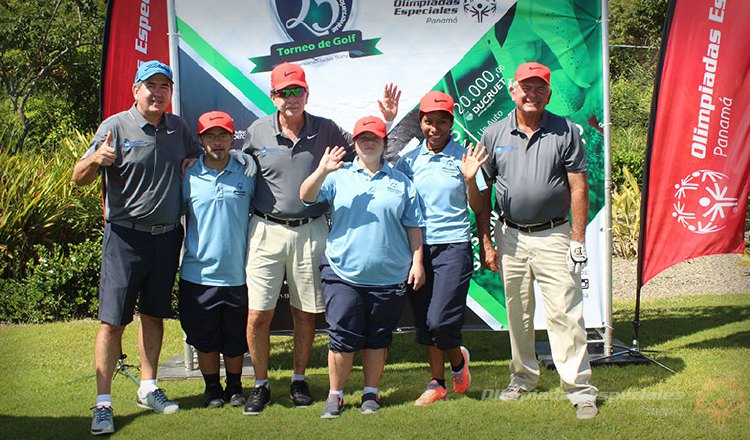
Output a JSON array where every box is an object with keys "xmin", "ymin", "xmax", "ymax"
[
  {"xmin": 600, "ymin": 0, "xmax": 614, "ymax": 357},
  {"xmin": 167, "ymin": 0, "xmax": 181, "ymax": 116}
]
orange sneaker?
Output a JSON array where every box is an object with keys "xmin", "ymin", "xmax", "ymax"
[
  {"xmin": 451, "ymin": 346, "xmax": 471, "ymax": 394},
  {"xmin": 414, "ymin": 380, "xmax": 448, "ymax": 406}
]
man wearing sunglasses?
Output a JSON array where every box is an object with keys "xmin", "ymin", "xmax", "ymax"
[{"xmin": 241, "ymin": 62, "xmax": 400, "ymax": 415}]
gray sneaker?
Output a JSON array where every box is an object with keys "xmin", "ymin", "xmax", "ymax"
[
  {"xmin": 499, "ymin": 385, "xmax": 530, "ymax": 401},
  {"xmin": 136, "ymin": 388, "xmax": 180, "ymax": 414},
  {"xmin": 575, "ymin": 400, "xmax": 599, "ymax": 419},
  {"xmin": 320, "ymin": 394, "xmax": 343, "ymax": 419},
  {"xmin": 90, "ymin": 405, "xmax": 114, "ymax": 436},
  {"xmin": 360, "ymin": 393, "xmax": 380, "ymax": 414}
]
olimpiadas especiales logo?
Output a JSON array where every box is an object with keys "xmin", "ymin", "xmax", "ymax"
[
  {"xmin": 672, "ymin": 169, "xmax": 739, "ymax": 234},
  {"xmin": 249, "ymin": 0, "xmax": 381, "ymax": 72}
]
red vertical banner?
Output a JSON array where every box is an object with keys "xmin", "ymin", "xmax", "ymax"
[
  {"xmin": 100, "ymin": 0, "xmax": 170, "ymax": 119},
  {"xmin": 640, "ymin": 0, "xmax": 750, "ymax": 286}
]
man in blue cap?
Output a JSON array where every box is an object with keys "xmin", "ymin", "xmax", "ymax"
[{"xmin": 74, "ymin": 60, "xmax": 203, "ymax": 435}]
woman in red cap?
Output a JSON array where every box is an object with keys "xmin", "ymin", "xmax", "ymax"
[
  {"xmin": 394, "ymin": 91, "xmax": 488, "ymax": 406},
  {"xmin": 300, "ymin": 116, "xmax": 425, "ymax": 418}
]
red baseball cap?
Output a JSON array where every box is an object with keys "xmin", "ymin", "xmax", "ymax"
[
  {"xmin": 198, "ymin": 111, "xmax": 234, "ymax": 135},
  {"xmin": 353, "ymin": 116, "xmax": 387, "ymax": 139},
  {"xmin": 514, "ymin": 62, "xmax": 551, "ymax": 84},
  {"xmin": 271, "ymin": 62, "xmax": 308, "ymax": 90},
  {"xmin": 419, "ymin": 91, "xmax": 454, "ymax": 116}
]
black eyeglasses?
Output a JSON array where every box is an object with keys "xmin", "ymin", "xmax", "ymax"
[
  {"xmin": 202, "ymin": 132, "xmax": 233, "ymax": 142},
  {"xmin": 273, "ymin": 87, "xmax": 307, "ymax": 98}
]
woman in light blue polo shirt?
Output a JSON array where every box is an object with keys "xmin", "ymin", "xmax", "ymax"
[
  {"xmin": 394, "ymin": 91, "xmax": 488, "ymax": 406},
  {"xmin": 300, "ymin": 116, "xmax": 425, "ymax": 418}
]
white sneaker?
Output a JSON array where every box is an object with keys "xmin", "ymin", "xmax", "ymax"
[
  {"xmin": 90, "ymin": 404, "xmax": 114, "ymax": 435},
  {"xmin": 136, "ymin": 388, "xmax": 179, "ymax": 414},
  {"xmin": 499, "ymin": 385, "xmax": 530, "ymax": 401}
]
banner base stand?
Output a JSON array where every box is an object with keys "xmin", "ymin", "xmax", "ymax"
[
  {"xmin": 157, "ymin": 354, "xmax": 255, "ymax": 380},
  {"xmin": 535, "ymin": 338, "xmax": 651, "ymax": 369}
]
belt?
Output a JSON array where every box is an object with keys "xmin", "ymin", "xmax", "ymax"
[
  {"xmin": 109, "ymin": 221, "xmax": 179, "ymax": 235},
  {"xmin": 500, "ymin": 217, "xmax": 568, "ymax": 233},
  {"xmin": 254, "ymin": 210, "xmax": 315, "ymax": 227}
]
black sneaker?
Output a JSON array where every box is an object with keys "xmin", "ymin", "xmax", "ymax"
[
  {"xmin": 290, "ymin": 380, "xmax": 314, "ymax": 407},
  {"xmin": 224, "ymin": 384, "xmax": 245, "ymax": 407},
  {"xmin": 243, "ymin": 385, "xmax": 270, "ymax": 415},
  {"xmin": 204, "ymin": 383, "xmax": 225, "ymax": 409}
]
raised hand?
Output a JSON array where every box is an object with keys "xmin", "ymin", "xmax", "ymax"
[
  {"xmin": 95, "ymin": 131, "xmax": 117, "ymax": 167},
  {"xmin": 318, "ymin": 146, "xmax": 347, "ymax": 174},
  {"xmin": 461, "ymin": 142, "xmax": 489, "ymax": 180},
  {"xmin": 377, "ymin": 82, "xmax": 401, "ymax": 122}
]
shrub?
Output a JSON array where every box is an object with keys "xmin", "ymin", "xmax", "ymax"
[
  {"xmin": 0, "ymin": 237, "xmax": 102, "ymax": 323},
  {"xmin": 611, "ymin": 126, "xmax": 646, "ymax": 189},
  {"xmin": 0, "ymin": 130, "xmax": 101, "ymax": 278},
  {"xmin": 611, "ymin": 167, "xmax": 641, "ymax": 259}
]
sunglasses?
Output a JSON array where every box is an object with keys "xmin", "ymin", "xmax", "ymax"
[
  {"xmin": 202, "ymin": 132, "xmax": 233, "ymax": 142},
  {"xmin": 273, "ymin": 87, "xmax": 307, "ymax": 98}
]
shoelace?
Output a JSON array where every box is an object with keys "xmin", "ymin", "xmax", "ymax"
[
  {"xmin": 151, "ymin": 389, "xmax": 171, "ymax": 405},
  {"xmin": 249, "ymin": 387, "xmax": 266, "ymax": 401},
  {"xmin": 92, "ymin": 405, "xmax": 113, "ymax": 423}
]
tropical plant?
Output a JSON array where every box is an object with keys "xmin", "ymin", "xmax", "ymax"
[
  {"xmin": 611, "ymin": 167, "xmax": 641, "ymax": 259},
  {"xmin": 0, "ymin": 130, "xmax": 100, "ymax": 278}
]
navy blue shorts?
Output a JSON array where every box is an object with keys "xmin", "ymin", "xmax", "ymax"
[
  {"xmin": 321, "ymin": 260, "xmax": 408, "ymax": 353},
  {"xmin": 410, "ymin": 242, "xmax": 473, "ymax": 350},
  {"xmin": 98, "ymin": 223, "xmax": 183, "ymax": 325},
  {"xmin": 178, "ymin": 279, "xmax": 249, "ymax": 357}
]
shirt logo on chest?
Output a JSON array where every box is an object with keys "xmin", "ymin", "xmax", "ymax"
[
  {"xmin": 233, "ymin": 182, "xmax": 247, "ymax": 197},
  {"xmin": 260, "ymin": 146, "xmax": 286, "ymax": 156},
  {"xmin": 496, "ymin": 146, "xmax": 518, "ymax": 153},
  {"xmin": 386, "ymin": 180, "xmax": 402, "ymax": 195},
  {"xmin": 122, "ymin": 139, "xmax": 150, "ymax": 149}
]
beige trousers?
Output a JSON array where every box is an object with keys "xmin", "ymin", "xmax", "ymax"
[
  {"xmin": 246, "ymin": 215, "xmax": 327, "ymax": 313},
  {"xmin": 496, "ymin": 222, "xmax": 597, "ymax": 404}
]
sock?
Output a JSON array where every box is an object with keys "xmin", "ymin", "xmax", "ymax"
[
  {"xmin": 328, "ymin": 390, "xmax": 344, "ymax": 399},
  {"xmin": 291, "ymin": 373, "xmax": 306, "ymax": 383},
  {"xmin": 96, "ymin": 394, "xmax": 112, "ymax": 407},
  {"xmin": 226, "ymin": 372, "xmax": 242, "ymax": 389},
  {"xmin": 138, "ymin": 379, "xmax": 158, "ymax": 399},
  {"xmin": 363, "ymin": 386, "xmax": 378, "ymax": 396},
  {"xmin": 433, "ymin": 378, "xmax": 447, "ymax": 388},
  {"xmin": 203, "ymin": 373, "xmax": 221, "ymax": 388},
  {"xmin": 255, "ymin": 379, "xmax": 269, "ymax": 389},
  {"xmin": 451, "ymin": 358, "xmax": 465, "ymax": 374}
]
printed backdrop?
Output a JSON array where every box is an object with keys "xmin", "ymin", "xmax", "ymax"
[{"xmin": 103, "ymin": 0, "xmax": 608, "ymax": 330}]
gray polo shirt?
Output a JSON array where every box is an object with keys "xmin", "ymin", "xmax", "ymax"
[
  {"xmin": 480, "ymin": 109, "xmax": 587, "ymax": 225},
  {"xmin": 82, "ymin": 106, "xmax": 202, "ymax": 226},
  {"xmin": 243, "ymin": 111, "xmax": 352, "ymax": 218}
]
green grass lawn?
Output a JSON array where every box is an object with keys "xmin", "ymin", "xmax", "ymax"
[{"xmin": 1, "ymin": 293, "xmax": 748, "ymax": 439}]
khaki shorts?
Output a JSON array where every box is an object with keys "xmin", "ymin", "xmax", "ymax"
[{"xmin": 246, "ymin": 215, "xmax": 327, "ymax": 313}]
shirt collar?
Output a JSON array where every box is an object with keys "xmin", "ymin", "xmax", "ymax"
[
  {"xmin": 352, "ymin": 157, "xmax": 391, "ymax": 177},
  {"xmin": 417, "ymin": 138, "xmax": 460, "ymax": 156},
  {"xmin": 197, "ymin": 154, "xmax": 241, "ymax": 175},
  {"xmin": 510, "ymin": 109, "xmax": 549, "ymax": 135},
  {"xmin": 128, "ymin": 105, "xmax": 174, "ymax": 130},
  {"xmin": 272, "ymin": 111, "xmax": 311, "ymax": 137}
]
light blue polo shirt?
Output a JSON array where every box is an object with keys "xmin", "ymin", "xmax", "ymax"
[
  {"xmin": 394, "ymin": 139, "xmax": 487, "ymax": 244},
  {"xmin": 180, "ymin": 155, "xmax": 256, "ymax": 286},
  {"xmin": 314, "ymin": 160, "xmax": 424, "ymax": 286}
]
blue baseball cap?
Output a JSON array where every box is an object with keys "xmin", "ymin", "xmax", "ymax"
[{"xmin": 134, "ymin": 60, "xmax": 173, "ymax": 84}]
